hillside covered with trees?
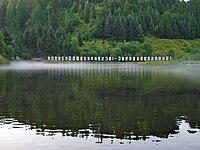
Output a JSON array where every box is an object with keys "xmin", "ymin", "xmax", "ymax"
[{"xmin": 0, "ymin": 0, "xmax": 200, "ymax": 61}]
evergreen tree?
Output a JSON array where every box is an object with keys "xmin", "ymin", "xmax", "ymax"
[
  {"xmin": 0, "ymin": 31, "xmax": 6, "ymax": 56},
  {"xmin": 5, "ymin": 1, "xmax": 17, "ymax": 34},
  {"xmin": 26, "ymin": 3, "xmax": 44, "ymax": 29},
  {"xmin": 0, "ymin": 1, "xmax": 6, "ymax": 28},
  {"xmin": 94, "ymin": 18, "xmax": 105, "ymax": 40},
  {"xmin": 123, "ymin": 0, "xmax": 131, "ymax": 16},
  {"xmin": 104, "ymin": 11, "xmax": 113, "ymax": 39},
  {"xmin": 15, "ymin": 0, "xmax": 30, "ymax": 31},
  {"xmin": 82, "ymin": 0, "xmax": 91, "ymax": 23},
  {"xmin": 0, "ymin": 0, "xmax": 199, "ymax": 59},
  {"xmin": 112, "ymin": 15, "xmax": 121, "ymax": 41},
  {"xmin": 45, "ymin": 1, "xmax": 57, "ymax": 30},
  {"xmin": 119, "ymin": 15, "xmax": 126, "ymax": 42},
  {"xmin": 136, "ymin": 25, "xmax": 144, "ymax": 42},
  {"xmin": 70, "ymin": 37, "xmax": 79, "ymax": 56}
]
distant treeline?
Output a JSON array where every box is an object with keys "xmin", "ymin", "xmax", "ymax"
[{"xmin": 0, "ymin": 0, "xmax": 199, "ymax": 59}]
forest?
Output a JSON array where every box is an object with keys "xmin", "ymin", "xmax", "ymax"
[{"xmin": 0, "ymin": 0, "xmax": 200, "ymax": 61}]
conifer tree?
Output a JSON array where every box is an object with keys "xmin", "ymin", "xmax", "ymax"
[{"xmin": 0, "ymin": 31, "xmax": 6, "ymax": 56}]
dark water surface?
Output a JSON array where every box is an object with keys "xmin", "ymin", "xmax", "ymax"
[{"xmin": 0, "ymin": 61, "xmax": 200, "ymax": 150}]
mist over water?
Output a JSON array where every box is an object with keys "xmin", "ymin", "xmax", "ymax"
[{"xmin": 2, "ymin": 61, "xmax": 200, "ymax": 84}]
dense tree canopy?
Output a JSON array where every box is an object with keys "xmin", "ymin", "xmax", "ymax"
[{"xmin": 0, "ymin": 0, "xmax": 199, "ymax": 59}]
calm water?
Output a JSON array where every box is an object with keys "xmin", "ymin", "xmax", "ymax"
[{"xmin": 0, "ymin": 61, "xmax": 200, "ymax": 150}]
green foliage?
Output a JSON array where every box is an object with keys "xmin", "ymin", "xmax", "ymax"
[
  {"xmin": 80, "ymin": 51, "xmax": 88, "ymax": 57},
  {"xmin": 0, "ymin": 30, "xmax": 6, "ymax": 56},
  {"xmin": 0, "ymin": 54, "xmax": 8, "ymax": 64},
  {"xmin": 185, "ymin": 47, "xmax": 200, "ymax": 54},
  {"xmin": 0, "ymin": 1, "xmax": 6, "ymax": 28},
  {"xmin": 21, "ymin": 52, "xmax": 32, "ymax": 60},
  {"xmin": 70, "ymin": 37, "xmax": 80, "ymax": 56},
  {"xmin": 120, "ymin": 42, "xmax": 139, "ymax": 56},
  {"xmin": 6, "ymin": 45, "xmax": 15, "ymax": 59},
  {"xmin": 0, "ymin": 0, "xmax": 199, "ymax": 59},
  {"xmin": 141, "ymin": 42, "xmax": 154, "ymax": 56},
  {"xmin": 85, "ymin": 41, "xmax": 97, "ymax": 52},
  {"xmin": 189, "ymin": 53, "xmax": 200, "ymax": 61},
  {"xmin": 110, "ymin": 47, "xmax": 122, "ymax": 57},
  {"xmin": 168, "ymin": 48, "xmax": 175, "ymax": 58},
  {"xmin": 88, "ymin": 50, "xmax": 98, "ymax": 57},
  {"xmin": 139, "ymin": 49, "xmax": 148, "ymax": 57},
  {"xmin": 99, "ymin": 48, "xmax": 109, "ymax": 57},
  {"xmin": 81, "ymin": 37, "xmax": 200, "ymax": 59}
]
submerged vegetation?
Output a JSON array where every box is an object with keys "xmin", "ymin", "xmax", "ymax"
[{"xmin": 0, "ymin": 0, "xmax": 199, "ymax": 61}]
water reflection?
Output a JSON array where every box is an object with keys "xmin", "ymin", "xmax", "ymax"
[
  {"xmin": 0, "ymin": 117, "xmax": 31, "ymax": 129},
  {"xmin": 0, "ymin": 115, "xmax": 200, "ymax": 144},
  {"xmin": 0, "ymin": 62, "xmax": 200, "ymax": 147}
]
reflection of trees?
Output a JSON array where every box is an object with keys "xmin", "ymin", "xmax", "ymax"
[
  {"xmin": 0, "ymin": 68, "xmax": 200, "ymax": 140},
  {"xmin": 0, "ymin": 71, "xmax": 7, "ymax": 112}
]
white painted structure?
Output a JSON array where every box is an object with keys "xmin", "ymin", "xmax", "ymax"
[{"xmin": 47, "ymin": 56, "xmax": 172, "ymax": 62}]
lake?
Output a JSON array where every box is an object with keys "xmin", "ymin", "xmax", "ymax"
[{"xmin": 0, "ymin": 61, "xmax": 200, "ymax": 150}]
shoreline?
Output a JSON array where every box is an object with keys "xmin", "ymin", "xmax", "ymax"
[
  {"xmin": 3, "ymin": 59, "xmax": 200, "ymax": 66},
  {"xmin": 138, "ymin": 60, "xmax": 200, "ymax": 65},
  {"xmin": 19, "ymin": 60, "xmax": 200, "ymax": 65}
]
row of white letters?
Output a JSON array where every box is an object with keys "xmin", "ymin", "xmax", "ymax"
[{"xmin": 48, "ymin": 56, "xmax": 171, "ymax": 62}]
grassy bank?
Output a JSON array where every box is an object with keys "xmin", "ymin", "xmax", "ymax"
[
  {"xmin": 0, "ymin": 55, "xmax": 9, "ymax": 64},
  {"xmin": 80, "ymin": 37, "xmax": 200, "ymax": 60},
  {"xmin": 145, "ymin": 38, "xmax": 200, "ymax": 59}
]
